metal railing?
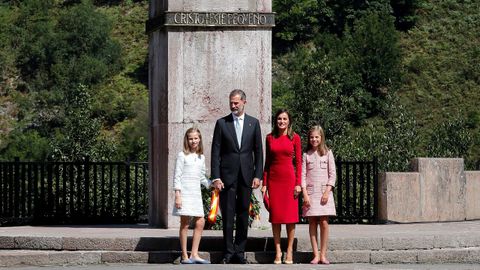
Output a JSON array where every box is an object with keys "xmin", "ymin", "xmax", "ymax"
[
  {"xmin": 299, "ymin": 157, "xmax": 379, "ymax": 224},
  {"xmin": 1, "ymin": 157, "xmax": 378, "ymax": 225},
  {"xmin": 0, "ymin": 157, "xmax": 148, "ymax": 225},
  {"xmin": 333, "ymin": 157, "xmax": 378, "ymax": 224}
]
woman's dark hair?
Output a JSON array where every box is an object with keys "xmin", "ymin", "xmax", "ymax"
[{"xmin": 272, "ymin": 108, "xmax": 294, "ymax": 140}]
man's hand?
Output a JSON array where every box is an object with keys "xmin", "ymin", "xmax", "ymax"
[
  {"xmin": 251, "ymin": 178, "xmax": 260, "ymax": 189},
  {"xmin": 212, "ymin": 179, "xmax": 224, "ymax": 191}
]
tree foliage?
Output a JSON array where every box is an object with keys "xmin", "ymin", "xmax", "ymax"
[
  {"xmin": 426, "ymin": 114, "xmax": 474, "ymax": 165},
  {"xmin": 1, "ymin": 0, "xmax": 125, "ymax": 161},
  {"xmin": 273, "ymin": 0, "xmax": 419, "ymax": 53},
  {"xmin": 275, "ymin": 8, "xmax": 402, "ymax": 135},
  {"xmin": 1, "ymin": 0, "xmax": 478, "ymax": 171},
  {"xmin": 273, "ymin": 0, "xmax": 478, "ymax": 171}
]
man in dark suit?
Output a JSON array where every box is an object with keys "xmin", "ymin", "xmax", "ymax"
[{"xmin": 211, "ymin": 89, "xmax": 263, "ymax": 264}]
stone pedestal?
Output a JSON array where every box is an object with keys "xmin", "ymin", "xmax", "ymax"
[
  {"xmin": 147, "ymin": 1, "xmax": 273, "ymax": 228},
  {"xmin": 378, "ymin": 158, "xmax": 472, "ymax": 223},
  {"xmin": 466, "ymin": 171, "xmax": 480, "ymax": 220}
]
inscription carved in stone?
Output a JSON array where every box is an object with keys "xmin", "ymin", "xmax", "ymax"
[{"xmin": 146, "ymin": 12, "xmax": 275, "ymax": 33}]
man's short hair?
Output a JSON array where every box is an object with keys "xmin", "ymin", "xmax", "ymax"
[{"xmin": 229, "ymin": 89, "xmax": 246, "ymax": 101}]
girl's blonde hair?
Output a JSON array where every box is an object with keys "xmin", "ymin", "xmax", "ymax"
[
  {"xmin": 183, "ymin": 127, "xmax": 203, "ymax": 155},
  {"xmin": 306, "ymin": 125, "xmax": 329, "ymax": 156}
]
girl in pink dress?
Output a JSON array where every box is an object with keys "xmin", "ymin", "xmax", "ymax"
[{"xmin": 301, "ymin": 125, "xmax": 336, "ymax": 265}]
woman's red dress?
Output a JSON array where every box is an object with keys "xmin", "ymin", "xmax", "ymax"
[{"xmin": 263, "ymin": 133, "xmax": 302, "ymax": 224}]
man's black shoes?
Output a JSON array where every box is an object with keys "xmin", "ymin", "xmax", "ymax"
[
  {"xmin": 221, "ymin": 255, "xmax": 247, "ymax": 264},
  {"xmin": 236, "ymin": 257, "xmax": 247, "ymax": 264}
]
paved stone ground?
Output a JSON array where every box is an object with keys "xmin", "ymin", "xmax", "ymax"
[
  {"xmin": 1, "ymin": 221, "xmax": 480, "ymax": 266},
  {"xmin": 1, "ymin": 263, "xmax": 480, "ymax": 270},
  {"xmin": 1, "ymin": 220, "xmax": 480, "ymax": 239}
]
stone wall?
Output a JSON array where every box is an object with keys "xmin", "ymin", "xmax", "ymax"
[
  {"xmin": 379, "ymin": 158, "xmax": 479, "ymax": 223},
  {"xmin": 466, "ymin": 171, "xmax": 480, "ymax": 220}
]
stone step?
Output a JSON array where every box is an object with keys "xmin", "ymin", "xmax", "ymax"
[
  {"xmin": 2, "ymin": 235, "xmax": 480, "ymax": 252},
  {"xmin": 1, "ymin": 248, "xmax": 480, "ymax": 267}
]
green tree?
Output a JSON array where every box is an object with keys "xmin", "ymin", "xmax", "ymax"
[
  {"xmin": 0, "ymin": 130, "xmax": 50, "ymax": 161},
  {"xmin": 272, "ymin": 0, "xmax": 416, "ymax": 52},
  {"xmin": 426, "ymin": 114, "xmax": 474, "ymax": 165},
  {"xmin": 332, "ymin": 100, "xmax": 418, "ymax": 172},
  {"xmin": 50, "ymin": 84, "xmax": 101, "ymax": 160},
  {"xmin": 343, "ymin": 10, "xmax": 401, "ymax": 118},
  {"xmin": 274, "ymin": 8, "xmax": 401, "ymax": 136},
  {"xmin": 391, "ymin": 0, "xmax": 423, "ymax": 30},
  {"xmin": 2, "ymin": 0, "xmax": 122, "ymax": 160}
]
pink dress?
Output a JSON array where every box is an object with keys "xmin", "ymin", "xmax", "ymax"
[{"xmin": 301, "ymin": 149, "xmax": 336, "ymax": 217}]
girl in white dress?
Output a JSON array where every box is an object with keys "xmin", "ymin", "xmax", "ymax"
[{"xmin": 173, "ymin": 127, "xmax": 211, "ymax": 264}]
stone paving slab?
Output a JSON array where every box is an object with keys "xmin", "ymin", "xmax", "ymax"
[
  {"xmin": 0, "ymin": 221, "xmax": 479, "ymax": 252},
  {"xmin": 2, "ymin": 248, "xmax": 480, "ymax": 266},
  {"xmin": 1, "ymin": 221, "xmax": 480, "ymax": 239}
]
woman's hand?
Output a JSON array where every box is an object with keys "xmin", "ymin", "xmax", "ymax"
[
  {"xmin": 294, "ymin": 185, "xmax": 301, "ymax": 198},
  {"xmin": 261, "ymin": 186, "xmax": 267, "ymax": 194}
]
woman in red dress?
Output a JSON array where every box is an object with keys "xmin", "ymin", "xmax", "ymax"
[{"xmin": 261, "ymin": 108, "xmax": 302, "ymax": 264}]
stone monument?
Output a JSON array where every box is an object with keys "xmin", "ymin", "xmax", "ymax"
[{"xmin": 147, "ymin": 1, "xmax": 273, "ymax": 228}]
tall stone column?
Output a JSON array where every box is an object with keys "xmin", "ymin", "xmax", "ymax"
[{"xmin": 147, "ymin": 1, "xmax": 273, "ymax": 228}]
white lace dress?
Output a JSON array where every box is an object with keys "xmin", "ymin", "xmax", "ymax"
[{"xmin": 172, "ymin": 152, "xmax": 211, "ymax": 217}]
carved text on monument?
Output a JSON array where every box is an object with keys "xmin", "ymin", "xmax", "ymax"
[{"xmin": 166, "ymin": 12, "xmax": 274, "ymax": 27}]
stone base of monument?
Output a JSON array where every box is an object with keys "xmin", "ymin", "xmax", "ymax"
[{"xmin": 1, "ymin": 222, "xmax": 480, "ymax": 266}]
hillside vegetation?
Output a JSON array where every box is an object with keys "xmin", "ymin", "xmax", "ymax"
[
  {"xmin": 398, "ymin": 0, "xmax": 480, "ymax": 165},
  {"xmin": 0, "ymin": 0, "xmax": 478, "ymax": 170}
]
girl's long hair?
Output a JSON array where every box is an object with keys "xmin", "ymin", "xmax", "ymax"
[
  {"xmin": 272, "ymin": 108, "xmax": 294, "ymax": 140},
  {"xmin": 306, "ymin": 125, "xmax": 329, "ymax": 156},
  {"xmin": 183, "ymin": 127, "xmax": 203, "ymax": 155}
]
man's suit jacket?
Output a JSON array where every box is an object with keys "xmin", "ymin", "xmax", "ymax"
[{"xmin": 211, "ymin": 113, "xmax": 263, "ymax": 186}]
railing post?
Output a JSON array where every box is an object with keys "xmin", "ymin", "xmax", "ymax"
[
  {"xmin": 125, "ymin": 159, "xmax": 131, "ymax": 221},
  {"xmin": 47, "ymin": 157, "xmax": 53, "ymax": 219},
  {"xmin": 14, "ymin": 157, "xmax": 20, "ymax": 218},
  {"xmin": 33, "ymin": 163, "xmax": 39, "ymax": 220},
  {"xmin": 20, "ymin": 161, "xmax": 26, "ymax": 218},
  {"xmin": 93, "ymin": 161, "xmax": 98, "ymax": 219},
  {"xmin": 69, "ymin": 162, "xmax": 75, "ymax": 219},
  {"xmin": 143, "ymin": 163, "xmax": 147, "ymax": 216},
  {"xmin": 116, "ymin": 164, "xmax": 121, "ymax": 219},
  {"xmin": 61, "ymin": 162, "xmax": 67, "ymax": 219},
  {"xmin": 54, "ymin": 162, "xmax": 60, "ymax": 219},
  {"xmin": 366, "ymin": 160, "xmax": 372, "ymax": 222},
  {"xmin": 76, "ymin": 159, "xmax": 83, "ymax": 220},
  {"xmin": 134, "ymin": 163, "xmax": 139, "ymax": 219},
  {"xmin": 0, "ymin": 161, "xmax": 3, "ymax": 216},
  {"xmin": 359, "ymin": 162, "xmax": 365, "ymax": 218},
  {"xmin": 84, "ymin": 156, "xmax": 90, "ymax": 220},
  {"xmin": 352, "ymin": 162, "xmax": 357, "ymax": 220},
  {"xmin": 373, "ymin": 156, "xmax": 379, "ymax": 224},
  {"xmin": 337, "ymin": 157, "xmax": 343, "ymax": 222}
]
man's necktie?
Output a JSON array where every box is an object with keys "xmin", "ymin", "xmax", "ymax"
[{"xmin": 235, "ymin": 118, "xmax": 242, "ymax": 148}]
